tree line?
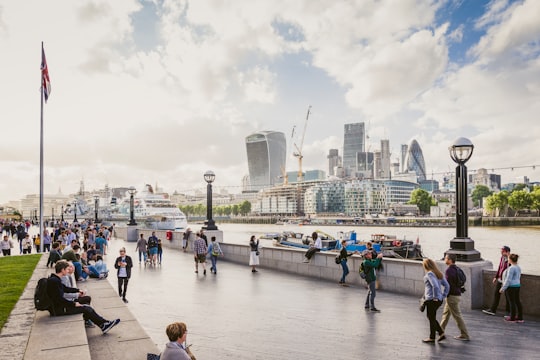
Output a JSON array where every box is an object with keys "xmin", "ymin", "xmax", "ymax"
[{"xmin": 179, "ymin": 200, "xmax": 252, "ymax": 217}]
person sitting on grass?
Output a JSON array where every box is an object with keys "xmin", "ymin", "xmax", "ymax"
[{"xmin": 46, "ymin": 260, "xmax": 120, "ymax": 334}]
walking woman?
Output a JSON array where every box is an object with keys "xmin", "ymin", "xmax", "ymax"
[
  {"xmin": 422, "ymin": 258, "xmax": 450, "ymax": 343},
  {"xmin": 500, "ymin": 253, "xmax": 523, "ymax": 322},
  {"xmin": 114, "ymin": 247, "xmax": 133, "ymax": 303},
  {"xmin": 338, "ymin": 240, "xmax": 358, "ymax": 286},
  {"xmin": 249, "ymin": 235, "xmax": 260, "ymax": 273}
]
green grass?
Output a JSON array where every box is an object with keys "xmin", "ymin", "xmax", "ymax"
[{"xmin": 0, "ymin": 255, "xmax": 41, "ymax": 330}]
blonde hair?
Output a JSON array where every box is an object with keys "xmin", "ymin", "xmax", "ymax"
[
  {"xmin": 422, "ymin": 258, "xmax": 444, "ymax": 280},
  {"xmin": 166, "ymin": 322, "xmax": 187, "ymax": 342}
]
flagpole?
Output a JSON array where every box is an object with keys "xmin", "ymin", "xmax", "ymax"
[{"xmin": 39, "ymin": 41, "xmax": 45, "ymax": 253}]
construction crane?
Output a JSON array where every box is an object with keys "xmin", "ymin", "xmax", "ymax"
[{"xmin": 293, "ymin": 105, "xmax": 311, "ymax": 183}]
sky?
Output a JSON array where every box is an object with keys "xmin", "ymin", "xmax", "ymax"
[{"xmin": 1, "ymin": 0, "xmax": 539, "ymax": 204}]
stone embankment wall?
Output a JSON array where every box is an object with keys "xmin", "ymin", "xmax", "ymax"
[{"xmin": 116, "ymin": 227, "xmax": 539, "ymax": 316}]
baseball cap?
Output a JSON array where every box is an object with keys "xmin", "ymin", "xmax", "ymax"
[{"xmin": 501, "ymin": 245, "xmax": 511, "ymax": 252}]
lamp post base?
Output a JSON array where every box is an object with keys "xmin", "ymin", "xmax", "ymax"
[
  {"xmin": 445, "ymin": 237, "xmax": 482, "ymax": 262},
  {"xmin": 203, "ymin": 219, "xmax": 218, "ymax": 231},
  {"xmin": 128, "ymin": 220, "xmax": 137, "ymax": 226}
]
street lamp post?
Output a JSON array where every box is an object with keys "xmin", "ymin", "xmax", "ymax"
[
  {"xmin": 128, "ymin": 187, "xmax": 137, "ymax": 226},
  {"xmin": 203, "ymin": 170, "xmax": 218, "ymax": 230},
  {"xmin": 51, "ymin": 207, "xmax": 54, "ymax": 222},
  {"xmin": 93, "ymin": 195, "xmax": 100, "ymax": 223},
  {"xmin": 445, "ymin": 137, "xmax": 481, "ymax": 262},
  {"xmin": 61, "ymin": 205, "xmax": 64, "ymax": 222},
  {"xmin": 72, "ymin": 201, "xmax": 78, "ymax": 223}
]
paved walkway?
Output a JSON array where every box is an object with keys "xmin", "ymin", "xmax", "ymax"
[{"xmin": 103, "ymin": 239, "xmax": 540, "ymax": 360}]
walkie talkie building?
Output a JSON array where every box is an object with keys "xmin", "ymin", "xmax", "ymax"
[{"xmin": 245, "ymin": 131, "xmax": 286, "ymax": 191}]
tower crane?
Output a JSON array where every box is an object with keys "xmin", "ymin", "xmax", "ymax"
[{"xmin": 293, "ymin": 105, "xmax": 311, "ymax": 183}]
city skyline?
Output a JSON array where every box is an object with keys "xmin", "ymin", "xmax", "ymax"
[{"xmin": 1, "ymin": 0, "xmax": 539, "ymax": 204}]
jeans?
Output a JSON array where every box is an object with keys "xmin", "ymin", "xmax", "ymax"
[
  {"xmin": 73, "ymin": 261, "xmax": 84, "ymax": 279},
  {"xmin": 118, "ymin": 277, "xmax": 129, "ymax": 299},
  {"xmin": 138, "ymin": 251, "xmax": 147, "ymax": 263},
  {"xmin": 441, "ymin": 295, "xmax": 469, "ymax": 338},
  {"xmin": 365, "ymin": 281, "xmax": 376, "ymax": 309},
  {"xmin": 490, "ymin": 281, "xmax": 509, "ymax": 314},
  {"xmin": 62, "ymin": 304, "xmax": 106, "ymax": 327},
  {"xmin": 210, "ymin": 255, "xmax": 218, "ymax": 272},
  {"xmin": 340, "ymin": 260, "xmax": 349, "ymax": 283},
  {"xmin": 507, "ymin": 287, "xmax": 523, "ymax": 320},
  {"xmin": 425, "ymin": 299, "xmax": 443, "ymax": 339}
]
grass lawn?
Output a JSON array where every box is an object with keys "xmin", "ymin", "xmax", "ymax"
[{"xmin": 0, "ymin": 254, "xmax": 41, "ymax": 330}]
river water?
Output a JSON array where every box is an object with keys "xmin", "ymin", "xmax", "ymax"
[{"xmin": 216, "ymin": 223, "xmax": 540, "ymax": 275}]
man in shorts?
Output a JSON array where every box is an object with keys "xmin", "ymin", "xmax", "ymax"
[{"xmin": 193, "ymin": 232, "xmax": 208, "ymax": 275}]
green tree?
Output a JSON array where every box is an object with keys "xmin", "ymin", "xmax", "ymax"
[
  {"xmin": 485, "ymin": 190, "xmax": 509, "ymax": 217},
  {"xmin": 408, "ymin": 189, "xmax": 434, "ymax": 214},
  {"xmin": 530, "ymin": 187, "xmax": 540, "ymax": 216},
  {"xmin": 471, "ymin": 185, "xmax": 492, "ymax": 208},
  {"xmin": 239, "ymin": 200, "xmax": 252, "ymax": 215},
  {"xmin": 508, "ymin": 190, "xmax": 532, "ymax": 216}
]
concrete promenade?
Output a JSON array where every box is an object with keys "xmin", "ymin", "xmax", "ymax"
[{"xmin": 2, "ymin": 236, "xmax": 540, "ymax": 360}]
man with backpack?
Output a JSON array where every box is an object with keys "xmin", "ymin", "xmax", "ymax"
[
  {"xmin": 362, "ymin": 250, "xmax": 384, "ymax": 312},
  {"xmin": 147, "ymin": 232, "xmax": 159, "ymax": 266},
  {"xmin": 45, "ymin": 260, "xmax": 120, "ymax": 334},
  {"xmin": 440, "ymin": 254, "xmax": 470, "ymax": 341}
]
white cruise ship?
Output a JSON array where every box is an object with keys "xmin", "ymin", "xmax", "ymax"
[{"xmin": 120, "ymin": 184, "xmax": 188, "ymax": 230}]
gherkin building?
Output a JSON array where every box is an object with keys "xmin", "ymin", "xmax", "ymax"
[{"xmin": 405, "ymin": 139, "xmax": 426, "ymax": 182}]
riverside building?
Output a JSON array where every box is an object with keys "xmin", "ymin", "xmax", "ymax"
[{"xmin": 245, "ymin": 131, "xmax": 287, "ymax": 191}]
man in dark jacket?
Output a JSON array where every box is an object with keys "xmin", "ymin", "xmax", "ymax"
[
  {"xmin": 362, "ymin": 251, "xmax": 383, "ymax": 312},
  {"xmin": 114, "ymin": 247, "xmax": 133, "ymax": 303},
  {"xmin": 46, "ymin": 260, "xmax": 120, "ymax": 334},
  {"xmin": 440, "ymin": 254, "xmax": 470, "ymax": 340}
]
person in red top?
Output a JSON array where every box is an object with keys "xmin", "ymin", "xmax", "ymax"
[{"xmin": 482, "ymin": 245, "xmax": 510, "ymax": 316}]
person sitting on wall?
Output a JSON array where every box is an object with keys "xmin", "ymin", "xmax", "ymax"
[{"xmin": 303, "ymin": 232, "xmax": 321, "ymax": 263}]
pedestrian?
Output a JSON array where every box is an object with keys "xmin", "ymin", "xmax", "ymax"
[
  {"xmin": 148, "ymin": 231, "xmax": 159, "ymax": 266},
  {"xmin": 303, "ymin": 232, "xmax": 321, "ymax": 263},
  {"xmin": 440, "ymin": 254, "xmax": 470, "ymax": 341},
  {"xmin": 193, "ymin": 233, "xmax": 208, "ymax": 275},
  {"xmin": 95, "ymin": 232, "xmax": 107, "ymax": 256},
  {"xmin": 157, "ymin": 239, "xmax": 163, "ymax": 264},
  {"xmin": 160, "ymin": 321, "xmax": 193, "ymax": 360},
  {"xmin": 499, "ymin": 253, "xmax": 523, "ymax": 323},
  {"xmin": 421, "ymin": 258, "xmax": 450, "ymax": 343},
  {"xmin": 249, "ymin": 235, "xmax": 260, "ymax": 273},
  {"xmin": 182, "ymin": 228, "xmax": 191, "ymax": 252},
  {"xmin": 208, "ymin": 236, "xmax": 223, "ymax": 274},
  {"xmin": 135, "ymin": 233, "xmax": 148, "ymax": 264},
  {"xmin": 1, "ymin": 235, "xmax": 14, "ymax": 256},
  {"xmin": 362, "ymin": 250, "xmax": 383, "ymax": 312},
  {"xmin": 114, "ymin": 247, "xmax": 133, "ymax": 303},
  {"xmin": 42, "ymin": 229, "xmax": 52, "ymax": 252},
  {"xmin": 200, "ymin": 229, "xmax": 208, "ymax": 246},
  {"xmin": 46, "ymin": 260, "xmax": 120, "ymax": 334},
  {"xmin": 482, "ymin": 245, "xmax": 511, "ymax": 316},
  {"xmin": 337, "ymin": 240, "xmax": 358, "ymax": 286},
  {"xmin": 22, "ymin": 234, "xmax": 32, "ymax": 254}
]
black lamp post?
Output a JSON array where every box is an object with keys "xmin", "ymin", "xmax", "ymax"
[
  {"xmin": 72, "ymin": 201, "xmax": 78, "ymax": 223},
  {"xmin": 93, "ymin": 195, "xmax": 99, "ymax": 223},
  {"xmin": 128, "ymin": 186, "xmax": 137, "ymax": 226},
  {"xmin": 51, "ymin": 207, "xmax": 54, "ymax": 222},
  {"xmin": 445, "ymin": 137, "xmax": 481, "ymax": 262},
  {"xmin": 203, "ymin": 170, "xmax": 218, "ymax": 230},
  {"xmin": 61, "ymin": 205, "xmax": 64, "ymax": 222}
]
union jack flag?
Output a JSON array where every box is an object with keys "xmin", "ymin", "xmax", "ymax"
[{"xmin": 41, "ymin": 43, "xmax": 51, "ymax": 102}]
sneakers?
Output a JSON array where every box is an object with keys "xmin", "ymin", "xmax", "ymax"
[
  {"xmin": 517, "ymin": 319, "xmax": 525, "ymax": 323},
  {"xmin": 85, "ymin": 320, "xmax": 95, "ymax": 328},
  {"xmin": 438, "ymin": 334, "xmax": 446, "ymax": 341},
  {"xmin": 504, "ymin": 316, "xmax": 516, "ymax": 323},
  {"xmin": 454, "ymin": 335, "xmax": 470, "ymax": 341},
  {"xmin": 122, "ymin": 298, "xmax": 128, "ymax": 304},
  {"xmin": 101, "ymin": 319, "xmax": 120, "ymax": 334},
  {"xmin": 482, "ymin": 309, "xmax": 496, "ymax": 315},
  {"xmin": 370, "ymin": 308, "xmax": 381, "ymax": 312},
  {"xmin": 422, "ymin": 338, "xmax": 435, "ymax": 343}
]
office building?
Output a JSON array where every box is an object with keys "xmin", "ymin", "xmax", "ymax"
[
  {"xmin": 327, "ymin": 149, "xmax": 340, "ymax": 176},
  {"xmin": 245, "ymin": 131, "xmax": 286, "ymax": 191},
  {"xmin": 404, "ymin": 139, "xmax": 426, "ymax": 182},
  {"xmin": 343, "ymin": 122, "xmax": 365, "ymax": 175}
]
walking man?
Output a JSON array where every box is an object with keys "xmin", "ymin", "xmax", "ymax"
[
  {"xmin": 135, "ymin": 233, "xmax": 148, "ymax": 264},
  {"xmin": 193, "ymin": 233, "xmax": 208, "ymax": 275},
  {"xmin": 483, "ymin": 246, "xmax": 510, "ymax": 316},
  {"xmin": 440, "ymin": 254, "xmax": 470, "ymax": 341},
  {"xmin": 114, "ymin": 247, "xmax": 133, "ymax": 303}
]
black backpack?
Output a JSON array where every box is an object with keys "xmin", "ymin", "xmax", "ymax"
[
  {"xmin": 456, "ymin": 266, "xmax": 466, "ymax": 293},
  {"xmin": 34, "ymin": 277, "xmax": 52, "ymax": 311},
  {"xmin": 148, "ymin": 237, "xmax": 157, "ymax": 248}
]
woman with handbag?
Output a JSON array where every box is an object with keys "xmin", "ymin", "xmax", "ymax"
[
  {"xmin": 421, "ymin": 258, "xmax": 450, "ymax": 343},
  {"xmin": 249, "ymin": 235, "xmax": 260, "ymax": 273}
]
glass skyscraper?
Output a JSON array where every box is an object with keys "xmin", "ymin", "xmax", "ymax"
[
  {"xmin": 343, "ymin": 122, "xmax": 365, "ymax": 175},
  {"xmin": 245, "ymin": 131, "xmax": 286, "ymax": 191},
  {"xmin": 405, "ymin": 139, "xmax": 426, "ymax": 182}
]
